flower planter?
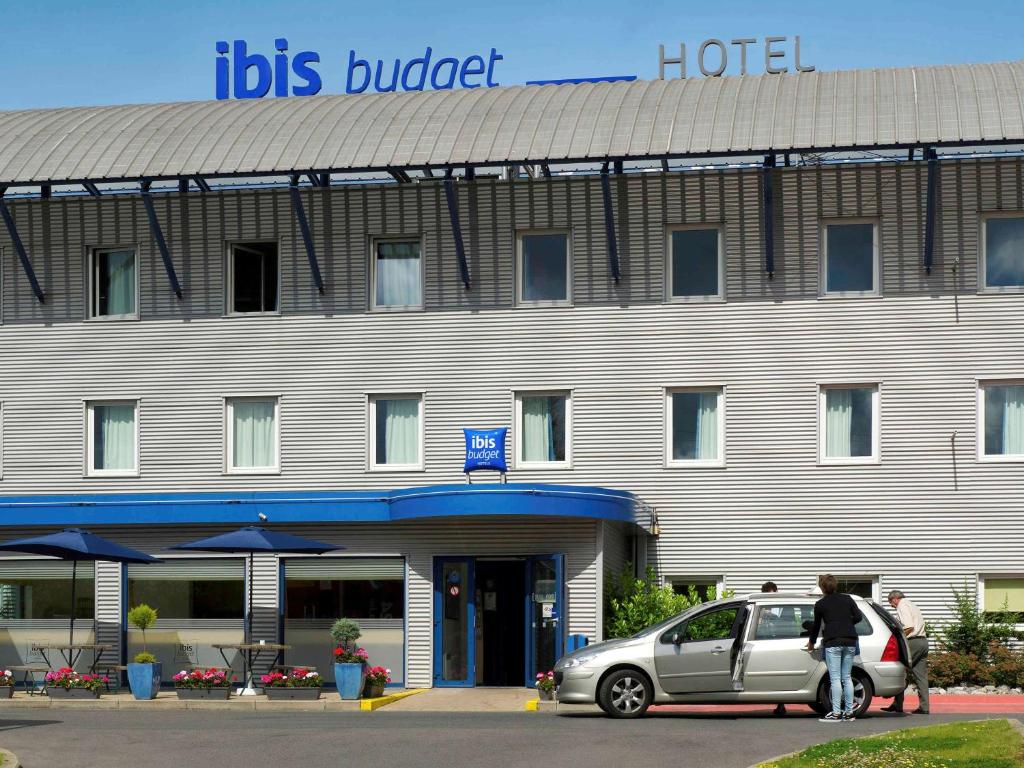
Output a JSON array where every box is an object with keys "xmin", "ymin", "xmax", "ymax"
[
  {"xmin": 0, "ymin": 686, "xmax": 13, "ymax": 699},
  {"xmin": 127, "ymin": 662, "xmax": 162, "ymax": 701},
  {"xmin": 264, "ymin": 686, "xmax": 322, "ymax": 701},
  {"xmin": 47, "ymin": 686, "xmax": 100, "ymax": 699},
  {"xmin": 175, "ymin": 687, "xmax": 231, "ymax": 700},
  {"xmin": 364, "ymin": 683, "xmax": 385, "ymax": 699},
  {"xmin": 335, "ymin": 663, "xmax": 366, "ymax": 700},
  {"xmin": 537, "ymin": 688, "xmax": 555, "ymax": 701}
]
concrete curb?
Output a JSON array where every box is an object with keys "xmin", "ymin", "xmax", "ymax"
[
  {"xmin": 359, "ymin": 689, "xmax": 426, "ymax": 711},
  {"xmin": 0, "ymin": 747, "xmax": 20, "ymax": 768},
  {"xmin": 524, "ymin": 698, "xmax": 556, "ymax": 712},
  {"xmin": 746, "ymin": 717, "xmax": 1024, "ymax": 768}
]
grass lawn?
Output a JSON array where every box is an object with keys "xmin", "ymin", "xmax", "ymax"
[{"xmin": 759, "ymin": 719, "xmax": 1024, "ymax": 768}]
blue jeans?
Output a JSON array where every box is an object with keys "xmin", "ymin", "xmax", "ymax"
[{"xmin": 824, "ymin": 645, "xmax": 855, "ymax": 714}]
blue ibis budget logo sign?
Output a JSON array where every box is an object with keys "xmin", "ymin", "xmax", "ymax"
[
  {"xmin": 215, "ymin": 39, "xmax": 504, "ymax": 99},
  {"xmin": 463, "ymin": 428, "xmax": 508, "ymax": 475}
]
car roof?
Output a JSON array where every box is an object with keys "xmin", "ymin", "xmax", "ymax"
[{"xmin": 747, "ymin": 592, "xmax": 871, "ymax": 602}]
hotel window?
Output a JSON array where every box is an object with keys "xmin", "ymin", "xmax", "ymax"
[
  {"xmin": 668, "ymin": 226, "xmax": 724, "ymax": 300},
  {"xmin": 669, "ymin": 577, "xmax": 723, "ymax": 603},
  {"xmin": 227, "ymin": 241, "xmax": 278, "ymax": 314},
  {"xmin": 89, "ymin": 247, "xmax": 137, "ymax": 319},
  {"xmin": 832, "ymin": 576, "xmax": 878, "ymax": 601},
  {"xmin": 821, "ymin": 220, "xmax": 879, "ymax": 296},
  {"xmin": 126, "ymin": 558, "xmax": 245, "ymax": 672},
  {"xmin": 515, "ymin": 391, "xmax": 570, "ymax": 467},
  {"xmin": 369, "ymin": 395, "xmax": 423, "ymax": 470},
  {"xmin": 226, "ymin": 397, "xmax": 279, "ymax": 473},
  {"xmin": 86, "ymin": 400, "xmax": 138, "ymax": 476},
  {"xmin": 819, "ymin": 385, "xmax": 879, "ymax": 463},
  {"xmin": 372, "ymin": 238, "xmax": 423, "ymax": 310},
  {"xmin": 981, "ymin": 215, "xmax": 1024, "ymax": 290},
  {"xmin": 518, "ymin": 231, "xmax": 570, "ymax": 304},
  {"xmin": 666, "ymin": 388, "xmax": 724, "ymax": 466},
  {"xmin": 981, "ymin": 576, "xmax": 1024, "ymax": 622},
  {"xmin": 979, "ymin": 381, "xmax": 1024, "ymax": 459}
]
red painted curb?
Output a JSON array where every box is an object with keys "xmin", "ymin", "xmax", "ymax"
[{"xmin": 650, "ymin": 695, "xmax": 1024, "ymax": 715}]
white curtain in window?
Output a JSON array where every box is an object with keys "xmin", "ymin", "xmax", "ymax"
[
  {"xmin": 1002, "ymin": 386, "xmax": 1024, "ymax": 454},
  {"xmin": 381, "ymin": 399, "xmax": 419, "ymax": 464},
  {"xmin": 696, "ymin": 392, "xmax": 719, "ymax": 460},
  {"xmin": 825, "ymin": 389, "xmax": 853, "ymax": 457},
  {"xmin": 522, "ymin": 397, "xmax": 556, "ymax": 462},
  {"xmin": 376, "ymin": 242, "xmax": 421, "ymax": 306},
  {"xmin": 95, "ymin": 404, "xmax": 135, "ymax": 471},
  {"xmin": 106, "ymin": 250, "xmax": 136, "ymax": 315},
  {"xmin": 232, "ymin": 401, "xmax": 275, "ymax": 468}
]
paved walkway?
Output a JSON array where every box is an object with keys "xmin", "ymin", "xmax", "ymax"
[
  {"xmin": 383, "ymin": 686, "xmax": 535, "ymax": 712},
  {"xmin": 648, "ymin": 694, "xmax": 1024, "ymax": 716}
]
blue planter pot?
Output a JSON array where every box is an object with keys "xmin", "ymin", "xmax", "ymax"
[
  {"xmin": 127, "ymin": 662, "xmax": 162, "ymax": 700},
  {"xmin": 335, "ymin": 663, "xmax": 366, "ymax": 700}
]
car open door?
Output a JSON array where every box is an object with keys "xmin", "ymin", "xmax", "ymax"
[
  {"xmin": 741, "ymin": 602, "xmax": 822, "ymax": 693},
  {"xmin": 653, "ymin": 602, "xmax": 745, "ymax": 694}
]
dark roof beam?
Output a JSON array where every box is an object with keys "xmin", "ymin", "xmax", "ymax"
[
  {"xmin": 762, "ymin": 154, "xmax": 776, "ymax": 279},
  {"xmin": 442, "ymin": 176, "xmax": 471, "ymax": 290},
  {"xmin": 388, "ymin": 169, "xmax": 412, "ymax": 184},
  {"xmin": 924, "ymin": 147, "xmax": 938, "ymax": 275},
  {"xmin": 0, "ymin": 189, "xmax": 45, "ymax": 303},
  {"xmin": 83, "ymin": 181, "xmax": 102, "ymax": 197},
  {"xmin": 193, "ymin": 176, "xmax": 211, "ymax": 193},
  {"xmin": 288, "ymin": 175, "xmax": 325, "ymax": 295},
  {"xmin": 140, "ymin": 180, "xmax": 183, "ymax": 300},
  {"xmin": 600, "ymin": 163, "xmax": 621, "ymax": 284}
]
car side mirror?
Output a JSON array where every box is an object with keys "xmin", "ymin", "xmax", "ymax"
[
  {"xmin": 671, "ymin": 632, "xmax": 683, "ymax": 646},
  {"xmin": 801, "ymin": 620, "xmax": 813, "ymax": 631}
]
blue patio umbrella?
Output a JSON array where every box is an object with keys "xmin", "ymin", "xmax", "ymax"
[
  {"xmin": 169, "ymin": 527, "xmax": 341, "ymax": 645},
  {"xmin": 0, "ymin": 528, "xmax": 161, "ymax": 645}
]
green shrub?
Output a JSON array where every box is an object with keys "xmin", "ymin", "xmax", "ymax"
[
  {"xmin": 330, "ymin": 618, "xmax": 362, "ymax": 649},
  {"xmin": 604, "ymin": 564, "xmax": 730, "ymax": 639},
  {"xmin": 940, "ymin": 582, "xmax": 1015, "ymax": 658},
  {"xmin": 133, "ymin": 651, "xmax": 157, "ymax": 665},
  {"xmin": 127, "ymin": 604, "xmax": 158, "ymax": 655},
  {"xmin": 927, "ymin": 651, "xmax": 992, "ymax": 687}
]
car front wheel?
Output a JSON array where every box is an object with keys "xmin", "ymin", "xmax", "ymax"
[
  {"xmin": 598, "ymin": 669, "xmax": 652, "ymax": 719},
  {"xmin": 817, "ymin": 670, "xmax": 874, "ymax": 718}
]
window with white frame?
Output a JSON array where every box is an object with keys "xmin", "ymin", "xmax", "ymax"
[
  {"xmin": 86, "ymin": 400, "xmax": 138, "ymax": 475},
  {"xmin": 669, "ymin": 577, "xmax": 723, "ymax": 603},
  {"xmin": 819, "ymin": 385, "xmax": 879, "ymax": 462},
  {"xmin": 518, "ymin": 232, "xmax": 570, "ymax": 304},
  {"xmin": 979, "ymin": 381, "xmax": 1024, "ymax": 459},
  {"xmin": 369, "ymin": 395, "xmax": 423, "ymax": 470},
  {"xmin": 668, "ymin": 226, "xmax": 723, "ymax": 300},
  {"xmin": 981, "ymin": 214, "xmax": 1024, "ymax": 290},
  {"xmin": 981, "ymin": 576, "xmax": 1024, "ymax": 621},
  {"xmin": 372, "ymin": 238, "xmax": 423, "ymax": 310},
  {"xmin": 821, "ymin": 220, "xmax": 879, "ymax": 296},
  {"xmin": 515, "ymin": 391, "xmax": 570, "ymax": 466},
  {"xmin": 832, "ymin": 576, "xmax": 878, "ymax": 600},
  {"xmin": 226, "ymin": 397, "xmax": 279, "ymax": 472},
  {"xmin": 667, "ymin": 388, "xmax": 724, "ymax": 465},
  {"xmin": 227, "ymin": 242, "xmax": 278, "ymax": 314},
  {"xmin": 89, "ymin": 247, "xmax": 137, "ymax": 319}
]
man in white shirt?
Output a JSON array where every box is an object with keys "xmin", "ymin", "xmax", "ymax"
[{"xmin": 882, "ymin": 590, "xmax": 930, "ymax": 714}]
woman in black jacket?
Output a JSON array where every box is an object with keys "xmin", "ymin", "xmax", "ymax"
[{"xmin": 805, "ymin": 573, "xmax": 864, "ymax": 722}]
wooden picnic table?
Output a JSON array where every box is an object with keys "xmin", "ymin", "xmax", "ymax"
[
  {"xmin": 212, "ymin": 643, "xmax": 290, "ymax": 691},
  {"xmin": 30, "ymin": 643, "xmax": 112, "ymax": 673}
]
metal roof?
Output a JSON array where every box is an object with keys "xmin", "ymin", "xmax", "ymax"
[{"xmin": 1, "ymin": 60, "xmax": 1023, "ymax": 185}]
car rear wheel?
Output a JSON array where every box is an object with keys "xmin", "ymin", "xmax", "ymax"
[
  {"xmin": 816, "ymin": 670, "xmax": 874, "ymax": 718},
  {"xmin": 598, "ymin": 669, "xmax": 652, "ymax": 719}
]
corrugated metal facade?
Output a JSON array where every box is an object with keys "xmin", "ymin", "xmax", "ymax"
[{"xmin": 0, "ymin": 159, "xmax": 1022, "ymax": 679}]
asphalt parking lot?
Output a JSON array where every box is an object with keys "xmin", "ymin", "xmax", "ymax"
[{"xmin": 0, "ymin": 709, "xmax": 1009, "ymax": 768}]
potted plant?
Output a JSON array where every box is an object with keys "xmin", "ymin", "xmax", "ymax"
[
  {"xmin": 331, "ymin": 618, "xmax": 367, "ymax": 700},
  {"xmin": 535, "ymin": 670, "xmax": 556, "ymax": 701},
  {"xmin": 0, "ymin": 669, "xmax": 13, "ymax": 698},
  {"xmin": 127, "ymin": 603, "xmax": 161, "ymax": 700},
  {"xmin": 45, "ymin": 667, "xmax": 107, "ymax": 699},
  {"xmin": 172, "ymin": 668, "xmax": 234, "ymax": 700},
  {"xmin": 261, "ymin": 668, "xmax": 322, "ymax": 700},
  {"xmin": 362, "ymin": 666, "xmax": 391, "ymax": 699}
]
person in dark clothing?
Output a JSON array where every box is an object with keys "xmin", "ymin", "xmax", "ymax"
[
  {"xmin": 760, "ymin": 581, "xmax": 787, "ymax": 717},
  {"xmin": 806, "ymin": 574, "xmax": 864, "ymax": 722}
]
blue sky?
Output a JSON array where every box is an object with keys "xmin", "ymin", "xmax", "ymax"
[{"xmin": 3, "ymin": 0, "xmax": 1022, "ymax": 109}]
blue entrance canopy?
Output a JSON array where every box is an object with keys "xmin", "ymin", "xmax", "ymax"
[{"xmin": 0, "ymin": 483, "xmax": 654, "ymax": 532}]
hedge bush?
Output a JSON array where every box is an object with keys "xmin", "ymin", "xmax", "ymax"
[{"xmin": 604, "ymin": 564, "xmax": 731, "ymax": 639}]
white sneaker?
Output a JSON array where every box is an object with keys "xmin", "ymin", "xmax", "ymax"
[{"xmin": 819, "ymin": 712, "xmax": 842, "ymax": 723}]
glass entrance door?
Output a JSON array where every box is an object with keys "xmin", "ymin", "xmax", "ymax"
[
  {"xmin": 526, "ymin": 555, "xmax": 564, "ymax": 683},
  {"xmin": 433, "ymin": 558, "xmax": 475, "ymax": 687}
]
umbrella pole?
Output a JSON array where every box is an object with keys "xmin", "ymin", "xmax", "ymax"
[
  {"xmin": 69, "ymin": 559, "xmax": 77, "ymax": 647},
  {"xmin": 247, "ymin": 551, "xmax": 254, "ymax": 690}
]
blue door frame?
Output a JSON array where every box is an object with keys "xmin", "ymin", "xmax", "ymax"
[{"xmin": 433, "ymin": 555, "xmax": 565, "ymax": 688}]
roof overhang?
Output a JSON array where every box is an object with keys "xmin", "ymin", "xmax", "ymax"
[{"xmin": 0, "ymin": 484, "xmax": 655, "ymax": 533}]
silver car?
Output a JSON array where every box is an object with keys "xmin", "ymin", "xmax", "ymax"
[{"xmin": 555, "ymin": 592, "xmax": 909, "ymax": 718}]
